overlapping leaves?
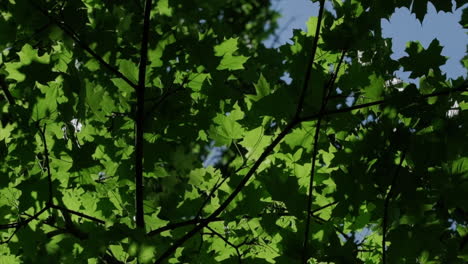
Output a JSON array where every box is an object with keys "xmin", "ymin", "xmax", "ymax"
[{"xmin": 0, "ymin": 0, "xmax": 467, "ymax": 264}]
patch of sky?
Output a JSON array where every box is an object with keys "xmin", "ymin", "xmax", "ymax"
[{"xmin": 264, "ymin": 0, "xmax": 467, "ymax": 84}]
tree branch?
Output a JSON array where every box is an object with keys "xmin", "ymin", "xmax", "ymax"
[
  {"xmin": 0, "ymin": 74, "xmax": 15, "ymax": 105},
  {"xmin": 300, "ymin": 81, "xmax": 468, "ymax": 122},
  {"xmin": 154, "ymin": 119, "xmax": 299, "ymax": 263},
  {"xmin": 294, "ymin": 0, "xmax": 326, "ymax": 118},
  {"xmin": 312, "ymin": 214, "xmax": 351, "ymax": 241},
  {"xmin": 28, "ymin": 0, "xmax": 138, "ymax": 90},
  {"xmin": 153, "ymin": 50, "xmax": 349, "ymax": 262},
  {"xmin": 205, "ymin": 226, "xmax": 243, "ymax": 264},
  {"xmin": 382, "ymin": 150, "xmax": 406, "ymax": 264},
  {"xmin": 135, "ymin": 0, "xmax": 153, "ymax": 230},
  {"xmin": 302, "ymin": 50, "xmax": 346, "ymax": 263},
  {"xmin": 0, "ymin": 206, "xmax": 49, "ymax": 244},
  {"xmin": 37, "ymin": 124, "xmax": 53, "ymax": 205},
  {"xmin": 147, "ymin": 201, "xmax": 338, "ymax": 237},
  {"xmin": 311, "ymin": 201, "xmax": 338, "ymax": 214},
  {"xmin": 50, "ymin": 204, "xmax": 105, "ymax": 225}
]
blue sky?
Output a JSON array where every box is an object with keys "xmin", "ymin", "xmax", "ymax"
[{"xmin": 266, "ymin": 0, "xmax": 468, "ymax": 81}]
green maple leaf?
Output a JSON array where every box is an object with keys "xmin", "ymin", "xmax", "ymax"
[
  {"xmin": 209, "ymin": 103, "xmax": 246, "ymax": 146},
  {"xmin": 214, "ymin": 38, "xmax": 249, "ymax": 71},
  {"xmin": 217, "ymin": 54, "xmax": 249, "ymax": 70},
  {"xmin": 246, "ymin": 73, "xmax": 271, "ymax": 101},
  {"xmin": 5, "ymin": 44, "xmax": 50, "ymax": 82},
  {"xmin": 399, "ymin": 39, "xmax": 447, "ymax": 78},
  {"xmin": 214, "ymin": 38, "xmax": 239, "ymax": 56}
]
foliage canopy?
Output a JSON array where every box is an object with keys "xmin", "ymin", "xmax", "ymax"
[{"xmin": 1, "ymin": 0, "xmax": 468, "ymax": 263}]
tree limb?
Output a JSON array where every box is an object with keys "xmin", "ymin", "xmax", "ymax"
[
  {"xmin": 0, "ymin": 75, "xmax": 15, "ymax": 105},
  {"xmin": 300, "ymin": 81, "xmax": 468, "ymax": 122},
  {"xmin": 50, "ymin": 204, "xmax": 105, "ymax": 225},
  {"xmin": 134, "ymin": 0, "xmax": 153, "ymax": 230},
  {"xmin": 37, "ymin": 124, "xmax": 53, "ymax": 204},
  {"xmin": 302, "ymin": 49, "xmax": 346, "ymax": 263},
  {"xmin": 0, "ymin": 206, "xmax": 49, "ymax": 244},
  {"xmin": 205, "ymin": 225, "xmax": 243, "ymax": 264},
  {"xmin": 294, "ymin": 0, "xmax": 326, "ymax": 118}
]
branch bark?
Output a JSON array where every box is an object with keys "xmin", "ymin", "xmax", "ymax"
[
  {"xmin": 135, "ymin": 0, "xmax": 153, "ymax": 229},
  {"xmin": 294, "ymin": 0, "xmax": 326, "ymax": 118}
]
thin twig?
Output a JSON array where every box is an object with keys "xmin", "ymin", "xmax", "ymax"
[
  {"xmin": 294, "ymin": 0, "xmax": 326, "ymax": 118},
  {"xmin": 300, "ymin": 81, "xmax": 468, "ymax": 122},
  {"xmin": 147, "ymin": 217, "xmax": 223, "ymax": 237},
  {"xmin": 147, "ymin": 201, "xmax": 337, "ymax": 237},
  {"xmin": 205, "ymin": 226, "xmax": 242, "ymax": 264},
  {"xmin": 50, "ymin": 204, "xmax": 105, "ymax": 224},
  {"xmin": 312, "ymin": 214, "xmax": 351, "ymax": 241},
  {"xmin": 37, "ymin": 124, "xmax": 53, "ymax": 204},
  {"xmin": 0, "ymin": 75, "xmax": 15, "ymax": 105},
  {"xmin": 195, "ymin": 150, "xmax": 239, "ymax": 218},
  {"xmin": 0, "ymin": 206, "xmax": 49, "ymax": 244},
  {"xmin": 382, "ymin": 150, "xmax": 407, "ymax": 264},
  {"xmin": 302, "ymin": 50, "xmax": 346, "ymax": 263},
  {"xmin": 310, "ymin": 201, "xmax": 338, "ymax": 214}
]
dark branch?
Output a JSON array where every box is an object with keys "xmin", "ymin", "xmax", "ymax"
[
  {"xmin": 50, "ymin": 204, "xmax": 105, "ymax": 225},
  {"xmin": 0, "ymin": 206, "xmax": 49, "ymax": 244},
  {"xmin": 302, "ymin": 50, "xmax": 346, "ymax": 263},
  {"xmin": 28, "ymin": 0, "xmax": 138, "ymax": 90},
  {"xmin": 300, "ymin": 81, "xmax": 468, "ymax": 122},
  {"xmin": 195, "ymin": 150, "xmax": 239, "ymax": 219},
  {"xmin": 37, "ymin": 124, "xmax": 53, "ymax": 204},
  {"xmin": 312, "ymin": 214, "xmax": 351, "ymax": 241},
  {"xmin": 135, "ymin": 0, "xmax": 153, "ymax": 229},
  {"xmin": 382, "ymin": 150, "xmax": 407, "ymax": 264},
  {"xmin": 310, "ymin": 201, "xmax": 339, "ymax": 214},
  {"xmin": 205, "ymin": 226, "xmax": 242, "ymax": 264},
  {"xmin": 148, "ymin": 201, "xmax": 339, "ymax": 237},
  {"xmin": 294, "ymin": 0, "xmax": 326, "ymax": 118},
  {"xmin": 0, "ymin": 75, "xmax": 15, "ymax": 105},
  {"xmin": 154, "ymin": 120, "xmax": 300, "ymax": 264}
]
